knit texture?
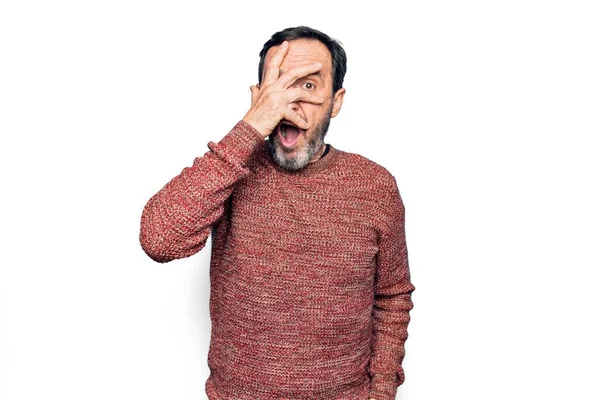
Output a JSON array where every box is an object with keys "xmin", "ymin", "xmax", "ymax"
[{"xmin": 139, "ymin": 120, "xmax": 415, "ymax": 400}]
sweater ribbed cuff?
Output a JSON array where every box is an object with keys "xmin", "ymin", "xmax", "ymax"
[
  {"xmin": 207, "ymin": 120, "xmax": 265, "ymax": 167},
  {"xmin": 368, "ymin": 373, "xmax": 400, "ymax": 400}
]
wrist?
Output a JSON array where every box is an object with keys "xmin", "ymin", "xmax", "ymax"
[{"xmin": 242, "ymin": 116, "xmax": 270, "ymax": 138}]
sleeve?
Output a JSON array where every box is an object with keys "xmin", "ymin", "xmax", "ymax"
[
  {"xmin": 367, "ymin": 177, "xmax": 416, "ymax": 400},
  {"xmin": 139, "ymin": 120, "xmax": 265, "ymax": 263}
]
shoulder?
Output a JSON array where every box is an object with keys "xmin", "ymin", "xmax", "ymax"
[{"xmin": 335, "ymin": 148, "xmax": 399, "ymax": 192}]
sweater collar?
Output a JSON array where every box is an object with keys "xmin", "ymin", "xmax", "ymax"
[{"xmin": 260, "ymin": 140, "xmax": 341, "ymax": 176}]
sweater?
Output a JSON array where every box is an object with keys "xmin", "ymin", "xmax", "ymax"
[{"xmin": 139, "ymin": 120, "xmax": 415, "ymax": 400}]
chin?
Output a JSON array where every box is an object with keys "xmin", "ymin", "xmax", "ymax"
[{"xmin": 267, "ymin": 137, "xmax": 314, "ymax": 171}]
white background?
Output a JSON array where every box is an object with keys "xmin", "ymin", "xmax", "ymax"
[{"xmin": 1, "ymin": 1, "xmax": 599, "ymax": 399}]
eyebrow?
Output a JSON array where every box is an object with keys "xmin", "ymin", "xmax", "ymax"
[
  {"xmin": 276, "ymin": 68, "xmax": 325, "ymax": 82},
  {"xmin": 304, "ymin": 71, "xmax": 324, "ymax": 81}
]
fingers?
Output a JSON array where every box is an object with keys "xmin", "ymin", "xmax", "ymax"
[
  {"xmin": 282, "ymin": 107, "xmax": 309, "ymax": 130},
  {"xmin": 250, "ymin": 85, "xmax": 259, "ymax": 105},
  {"xmin": 287, "ymin": 87, "xmax": 325, "ymax": 105},
  {"xmin": 276, "ymin": 62, "xmax": 323, "ymax": 89},
  {"xmin": 263, "ymin": 41, "xmax": 289, "ymax": 86}
]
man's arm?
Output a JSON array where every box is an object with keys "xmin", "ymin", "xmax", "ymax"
[
  {"xmin": 139, "ymin": 120, "xmax": 264, "ymax": 263},
  {"xmin": 139, "ymin": 41, "xmax": 327, "ymax": 263},
  {"xmin": 367, "ymin": 178, "xmax": 416, "ymax": 400}
]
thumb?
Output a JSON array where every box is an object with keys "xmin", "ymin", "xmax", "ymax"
[{"xmin": 250, "ymin": 84, "xmax": 259, "ymax": 104}]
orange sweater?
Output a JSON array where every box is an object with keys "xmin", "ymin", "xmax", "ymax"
[{"xmin": 139, "ymin": 121, "xmax": 415, "ymax": 399}]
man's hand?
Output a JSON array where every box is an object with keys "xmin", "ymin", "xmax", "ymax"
[{"xmin": 242, "ymin": 40, "xmax": 325, "ymax": 138}]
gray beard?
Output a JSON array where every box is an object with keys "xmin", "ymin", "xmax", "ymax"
[{"xmin": 267, "ymin": 117, "xmax": 331, "ymax": 172}]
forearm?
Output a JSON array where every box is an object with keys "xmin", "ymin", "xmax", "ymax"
[
  {"xmin": 139, "ymin": 120, "xmax": 264, "ymax": 262},
  {"xmin": 368, "ymin": 274, "xmax": 415, "ymax": 399}
]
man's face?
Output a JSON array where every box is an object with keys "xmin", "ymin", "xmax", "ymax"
[{"xmin": 263, "ymin": 39, "xmax": 345, "ymax": 171}]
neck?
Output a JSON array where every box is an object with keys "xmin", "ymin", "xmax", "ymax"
[{"xmin": 309, "ymin": 143, "xmax": 326, "ymax": 163}]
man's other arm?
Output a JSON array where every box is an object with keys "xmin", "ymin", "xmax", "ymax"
[
  {"xmin": 139, "ymin": 121, "xmax": 264, "ymax": 263},
  {"xmin": 368, "ymin": 177, "xmax": 416, "ymax": 400}
]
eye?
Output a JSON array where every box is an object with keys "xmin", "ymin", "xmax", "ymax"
[{"xmin": 302, "ymin": 82, "xmax": 316, "ymax": 91}]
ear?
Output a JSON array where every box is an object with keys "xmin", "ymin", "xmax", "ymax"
[{"xmin": 330, "ymin": 88, "xmax": 346, "ymax": 118}]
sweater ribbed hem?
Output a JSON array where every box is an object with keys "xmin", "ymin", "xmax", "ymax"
[
  {"xmin": 368, "ymin": 374, "xmax": 400, "ymax": 400},
  {"xmin": 206, "ymin": 373, "xmax": 372, "ymax": 400}
]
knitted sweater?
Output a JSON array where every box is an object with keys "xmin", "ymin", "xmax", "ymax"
[{"xmin": 139, "ymin": 121, "xmax": 415, "ymax": 400}]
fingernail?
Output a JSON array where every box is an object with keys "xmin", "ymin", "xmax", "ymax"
[
  {"xmin": 282, "ymin": 41, "xmax": 288, "ymax": 47},
  {"xmin": 314, "ymin": 62, "xmax": 322, "ymax": 68}
]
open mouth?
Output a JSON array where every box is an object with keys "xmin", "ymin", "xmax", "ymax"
[{"xmin": 277, "ymin": 121, "xmax": 303, "ymax": 148}]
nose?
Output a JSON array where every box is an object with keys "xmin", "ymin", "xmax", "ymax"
[{"xmin": 288, "ymin": 101, "xmax": 300, "ymax": 112}]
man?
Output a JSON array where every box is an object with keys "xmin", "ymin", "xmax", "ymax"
[{"xmin": 140, "ymin": 26, "xmax": 415, "ymax": 400}]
